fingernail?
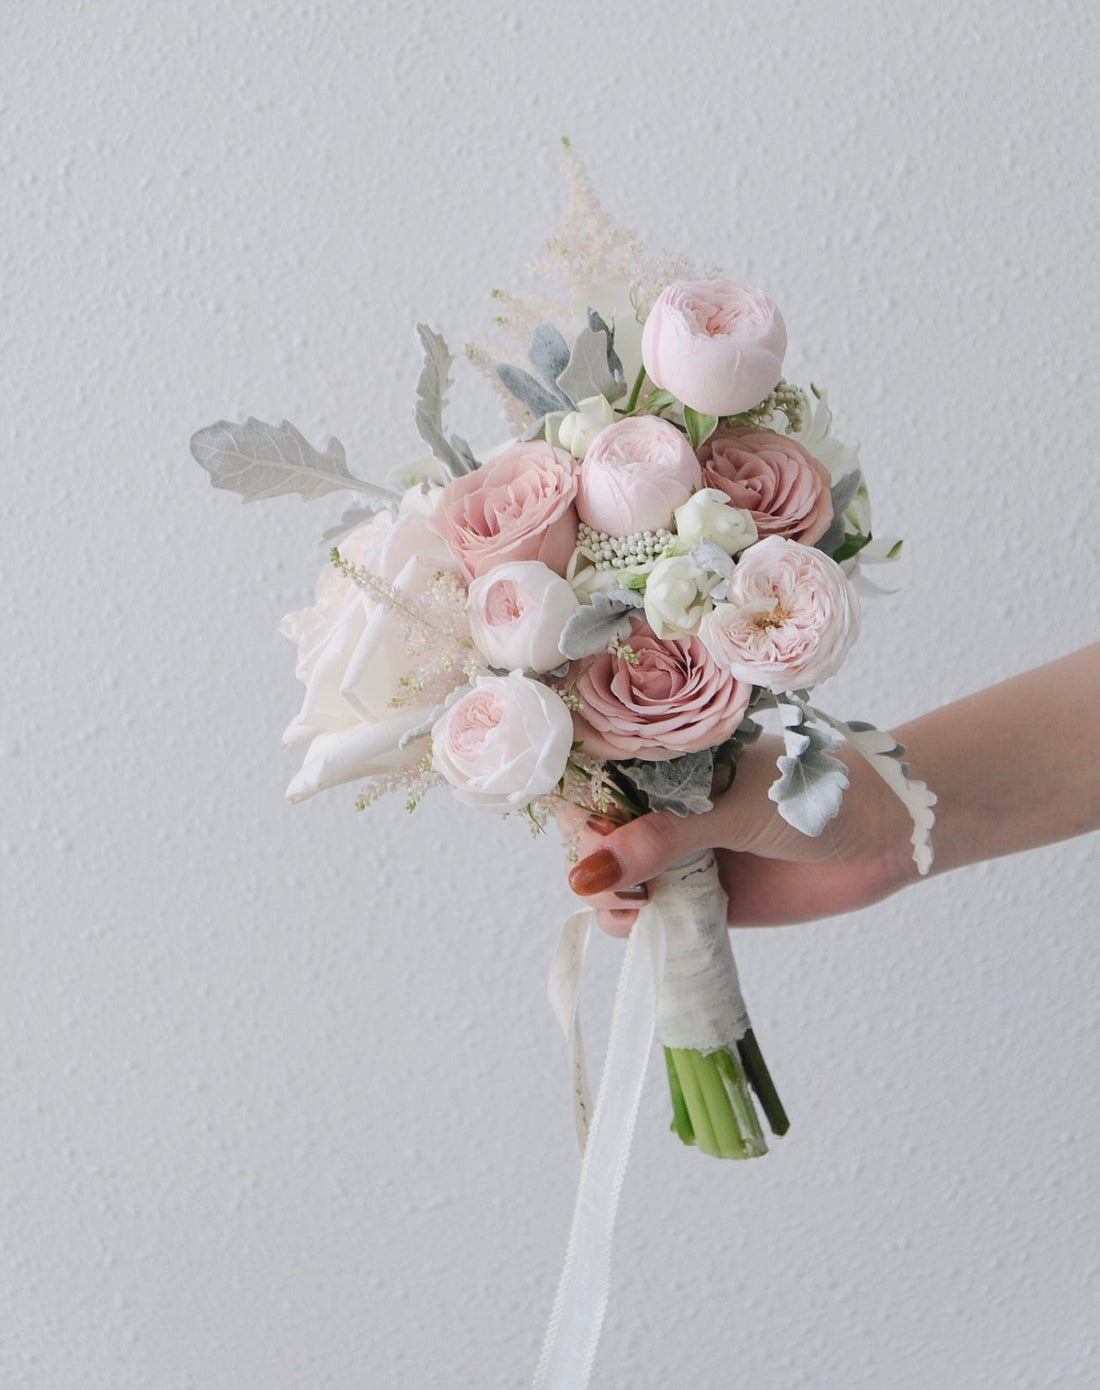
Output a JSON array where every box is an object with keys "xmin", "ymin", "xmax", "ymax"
[
  {"xmin": 569, "ymin": 848, "xmax": 622, "ymax": 896},
  {"xmin": 585, "ymin": 815, "xmax": 619, "ymax": 837},
  {"xmin": 614, "ymin": 886, "xmax": 649, "ymax": 902}
]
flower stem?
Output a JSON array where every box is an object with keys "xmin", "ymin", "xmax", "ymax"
[
  {"xmin": 736, "ymin": 1028, "xmax": 790, "ymax": 1137},
  {"xmin": 664, "ymin": 1047, "xmax": 694, "ymax": 1146}
]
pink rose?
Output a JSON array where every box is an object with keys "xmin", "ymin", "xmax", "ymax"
[
  {"xmin": 698, "ymin": 428, "xmax": 833, "ymax": 545},
  {"xmin": 699, "ymin": 536, "xmax": 860, "ymax": 692},
  {"xmin": 431, "ymin": 672, "xmax": 574, "ymax": 811},
  {"xmin": 572, "ymin": 622, "xmax": 752, "ymax": 760},
  {"xmin": 429, "ymin": 442, "xmax": 580, "ymax": 580},
  {"xmin": 641, "ymin": 279, "xmax": 787, "ymax": 417},
  {"xmin": 467, "ymin": 561, "xmax": 579, "ymax": 673},
  {"xmin": 577, "ymin": 416, "xmax": 701, "ymax": 537}
]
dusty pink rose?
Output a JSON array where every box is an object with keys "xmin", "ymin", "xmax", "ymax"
[
  {"xmin": 431, "ymin": 672, "xmax": 574, "ymax": 811},
  {"xmin": 577, "ymin": 416, "xmax": 701, "ymax": 536},
  {"xmin": 641, "ymin": 279, "xmax": 787, "ymax": 417},
  {"xmin": 699, "ymin": 428, "xmax": 833, "ymax": 545},
  {"xmin": 572, "ymin": 622, "xmax": 752, "ymax": 760},
  {"xmin": 429, "ymin": 442, "xmax": 579, "ymax": 580},
  {"xmin": 700, "ymin": 536, "xmax": 860, "ymax": 692}
]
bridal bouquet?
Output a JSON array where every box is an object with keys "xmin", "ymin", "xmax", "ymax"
[{"xmin": 191, "ymin": 147, "xmax": 934, "ymax": 1167}]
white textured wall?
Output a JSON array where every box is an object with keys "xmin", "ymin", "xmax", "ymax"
[{"xmin": 4, "ymin": 3, "xmax": 1098, "ymax": 1386}]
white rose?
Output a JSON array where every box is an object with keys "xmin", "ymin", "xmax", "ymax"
[
  {"xmin": 547, "ymin": 395, "xmax": 617, "ymax": 460},
  {"xmin": 281, "ymin": 497, "xmax": 463, "ymax": 803},
  {"xmin": 431, "ymin": 672, "xmax": 574, "ymax": 812},
  {"xmin": 642, "ymin": 554, "xmax": 721, "ymax": 638},
  {"xmin": 467, "ymin": 561, "xmax": 579, "ymax": 673},
  {"xmin": 673, "ymin": 488, "xmax": 758, "ymax": 556}
]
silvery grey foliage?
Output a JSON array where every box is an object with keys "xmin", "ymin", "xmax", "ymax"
[
  {"xmin": 322, "ymin": 504, "xmax": 387, "ymax": 545},
  {"xmin": 816, "ymin": 469, "xmax": 863, "ymax": 557},
  {"xmin": 603, "ymin": 586, "xmax": 645, "ymax": 609},
  {"xmin": 557, "ymin": 324, "xmax": 626, "ymax": 407},
  {"xmin": 769, "ymin": 697, "xmax": 850, "ymax": 836},
  {"xmin": 414, "ymin": 324, "xmax": 480, "ymax": 478},
  {"xmin": 808, "ymin": 710, "xmax": 937, "ymax": 874},
  {"xmin": 497, "ymin": 311, "xmax": 626, "ymax": 429},
  {"xmin": 190, "ymin": 418, "xmax": 399, "ymax": 505},
  {"xmin": 558, "ymin": 594, "xmax": 636, "ymax": 660},
  {"xmin": 497, "ymin": 361, "xmax": 571, "ymax": 419},
  {"xmin": 618, "ymin": 751, "xmax": 716, "ymax": 818}
]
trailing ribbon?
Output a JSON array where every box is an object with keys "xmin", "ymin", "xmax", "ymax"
[{"xmin": 537, "ymin": 851, "xmax": 754, "ymax": 1387}]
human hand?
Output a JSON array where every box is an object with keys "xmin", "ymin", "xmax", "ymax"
[{"xmin": 565, "ymin": 735, "xmax": 917, "ymax": 935}]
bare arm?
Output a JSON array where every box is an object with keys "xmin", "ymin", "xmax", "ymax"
[{"xmin": 567, "ymin": 643, "xmax": 1100, "ymax": 932}]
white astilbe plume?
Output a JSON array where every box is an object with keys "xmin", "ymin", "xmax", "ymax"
[
  {"xmin": 330, "ymin": 551, "xmax": 481, "ymax": 709},
  {"xmin": 355, "ymin": 756, "xmax": 445, "ymax": 814}
]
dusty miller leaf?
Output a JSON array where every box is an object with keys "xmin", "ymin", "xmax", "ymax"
[
  {"xmin": 817, "ymin": 469, "xmax": 863, "ymax": 557},
  {"xmin": 617, "ymin": 751, "xmax": 715, "ymax": 818},
  {"xmin": 557, "ymin": 324, "xmax": 626, "ymax": 406},
  {"xmin": 414, "ymin": 325, "xmax": 478, "ymax": 479},
  {"xmin": 808, "ymin": 707, "xmax": 937, "ymax": 874},
  {"xmin": 496, "ymin": 361, "xmax": 570, "ymax": 419},
  {"xmin": 558, "ymin": 595, "xmax": 636, "ymax": 660},
  {"xmin": 322, "ymin": 504, "xmax": 386, "ymax": 545},
  {"xmin": 768, "ymin": 700, "xmax": 850, "ymax": 836},
  {"xmin": 190, "ymin": 418, "xmax": 398, "ymax": 505},
  {"xmin": 529, "ymin": 323, "xmax": 572, "ymax": 390}
]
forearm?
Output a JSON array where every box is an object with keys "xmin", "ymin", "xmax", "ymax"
[{"xmin": 891, "ymin": 643, "xmax": 1100, "ymax": 884}]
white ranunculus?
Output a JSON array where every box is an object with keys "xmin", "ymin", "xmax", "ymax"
[
  {"xmin": 281, "ymin": 494, "xmax": 463, "ymax": 803},
  {"xmin": 546, "ymin": 394, "xmax": 617, "ymax": 460},
  {"xmin": 467, "ymin": 561, "xmax": 579, "ymax": 673},
  {"xmin": 431, "ymin": 672, "xmax": 574, "ymax": 812},
  {"xmin": 642, "ymin": 554, "xmax": 721, "ymax": 638},
  {"xmin": 673, "ymin": 488, "xmax": 758, "ymax": 556}
]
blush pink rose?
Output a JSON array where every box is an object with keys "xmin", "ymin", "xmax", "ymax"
[
  {"xmin": 577, "ymin": 415, "xmax": 701, "ymax": 537},
  {"xmin": 571, "ymin": 622, "xmax": 752, "ymax": 760},
  {"xmin": 466, "ymin": 561, "xmax": 579, "ymax": 673},
  {"xmin": 698, "ymin": 428, "xmax": 833, "ymax": 545},
  {"xmin": 641, "ymin": 279, "xmax": 787, "ymax": 418},
  {"xmin": 431, "ymin": 672, "xmax": 574, "ymax": 811},
  {"xmin": 429, "ymin": 442, "xmax": 580, "ymax": 580},
  {"xmin": 699, "ymin": 536, "xmax": 860, "ymax": 692}
]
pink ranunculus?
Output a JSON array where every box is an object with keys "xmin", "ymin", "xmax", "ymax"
[
  {"xmin": 428, "ymin": 442, "xmax": 579, "ymax": 581},
  {"xmin": 699, "ymin": 536, "xmax": 860, "ymax": 693},
  {"xmin": 698, "ymin": 427, "xmax": 833, "ymax": 545},
  {"xmin": 577, "ymin": 415, "xmax": 701, "ymax": 537},
  {"xmin": 641, "ymin": 279, "xmax": 787, "ymax": 418},
  {"xmin": 571, "ymin": 622, "xmax": 753, "ymax": 760},
  {"xmin": 467, "ymin": 561, "xmax": 579, "ymax": 673},
  {"xmin": 431, "ymin": 672, "xmax": 574, "ymax": 812}
]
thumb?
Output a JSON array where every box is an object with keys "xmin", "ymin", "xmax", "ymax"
[{"xmin": 568, "ymin": 808, "xmax": 716, "ymax": 897}]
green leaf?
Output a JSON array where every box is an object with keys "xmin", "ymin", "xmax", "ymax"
[
  {"xmin": 831, "ymin": 530, "xmax": 872, "ymax": 564},
  {"xmin": 682, "ymin": 405, "xmax": 719, "ymax": 451}
]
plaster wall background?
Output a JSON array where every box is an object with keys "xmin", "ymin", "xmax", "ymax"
[{"xmin": 3, "ymin": 3, "xmax": 1098, "ymax": 1386}]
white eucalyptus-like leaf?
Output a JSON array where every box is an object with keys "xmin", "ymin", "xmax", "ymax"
[
  {"xmin": 558, "ymin": 595, "xmax": 635, "ymax": 660},
  {"xmin": 618, "ymin": 751, "xmax": 715, "ymax": 818},
  {"xmin": 190, "ymin": 418, "xmax": 398, "ymax": 505},
  {"xmin": 557, "ymin": 324, "xmax": 625, "ymax": 406},
  {"xmin": 810, "ymin": 707, "xmax": 937, "ymax": 874},
  {"xmin": 414, "ymin": 325, "xmax": 478, "ymax": 478}
]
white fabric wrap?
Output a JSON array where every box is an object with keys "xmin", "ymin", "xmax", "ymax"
[{"xmin": 651, "ymin": 848, "xmax": 750, "ymax": 1053}]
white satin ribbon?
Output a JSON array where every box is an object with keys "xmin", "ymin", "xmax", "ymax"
[{"xmin": 534, "ymin": 905, "xmax": 665, "ymax": 1389}]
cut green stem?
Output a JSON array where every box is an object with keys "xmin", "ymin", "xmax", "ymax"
[{"xmin": 736, "ymin": 1028, "xmax": 790, "ymax": 1137}]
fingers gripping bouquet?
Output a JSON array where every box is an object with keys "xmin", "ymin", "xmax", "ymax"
[{"xmin": 191, "ymin": 148, "xmax": 935, "ymax": 1164}]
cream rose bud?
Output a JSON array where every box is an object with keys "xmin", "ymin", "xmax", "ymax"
[
  {"xmin": 431, "ymin": 672, "xmax": 574, "ymax": 812},
  {"xmin": 700, "ymin": 536, "xmax": 860, "ymax": 693},
  {"xmin": 578, "ymin": 415, "xmax": 702, "ymax": 537},
  {"xmin": 467, "ymin": 561, "xmax": 579, "ymax": 673},
  {"xmin": 673, "ymin": 488, "xmax": 758, "ymax": 556},
  {"xmin": 549, "ymin": 395, "xmax": 617, "ymax": 460},
  {"xmin": 641, "ymin": 279, "xmax": 787, "ymax": 418},
  {"xmin": 642, "ymin": 555, "xmax": 719, "ymax": 638}
]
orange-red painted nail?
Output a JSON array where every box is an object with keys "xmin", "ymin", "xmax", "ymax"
[
  {"xmin": 569, "ymin": 848, "xmax": 622, "ymax": 896},
  {"xmin": 585, "ymin": 815, "xmax": 619, "ymax": 836}
]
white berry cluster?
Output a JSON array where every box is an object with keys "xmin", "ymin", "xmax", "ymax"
[{"xmin": 575, "ymin": 522, "xmax": 674, "ymax": 571}]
